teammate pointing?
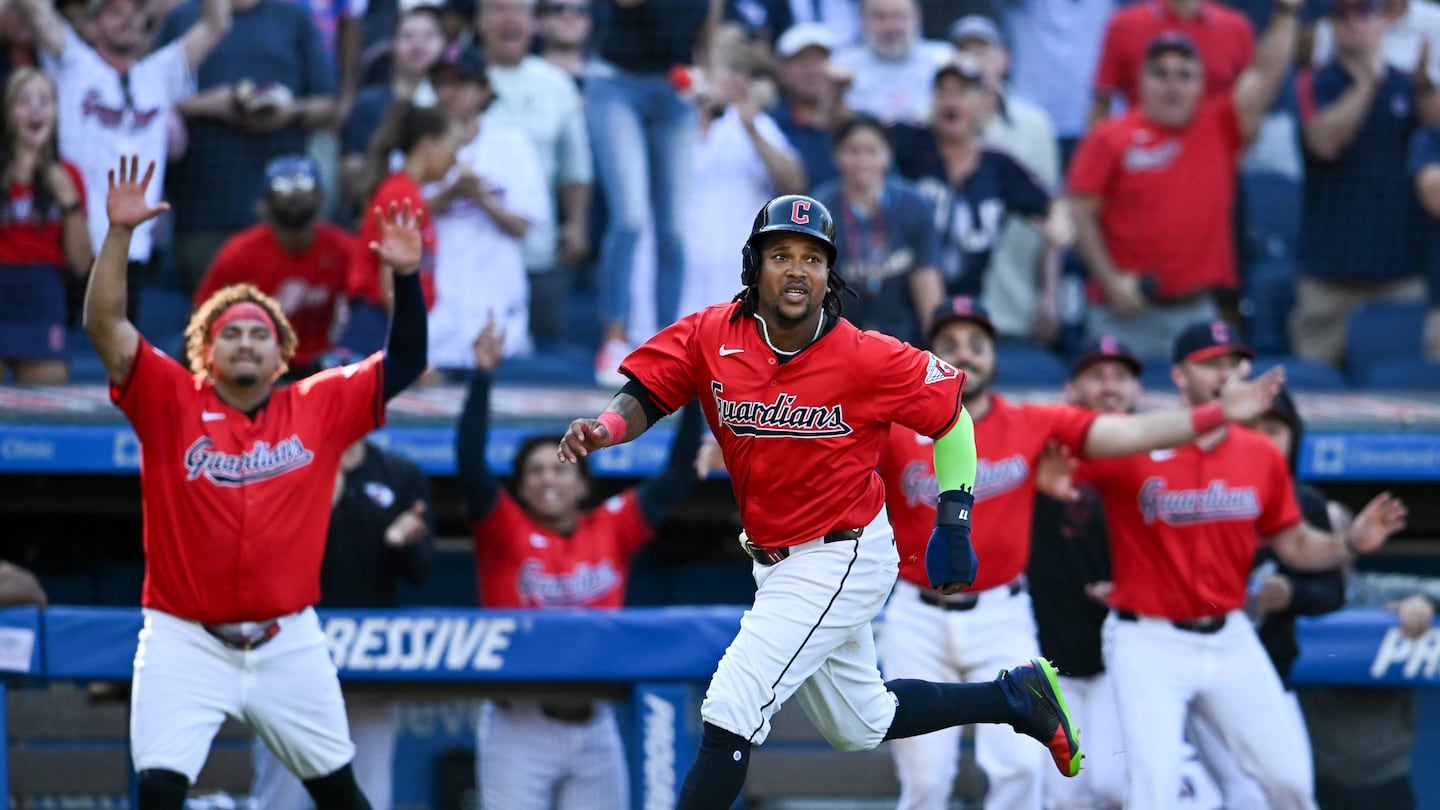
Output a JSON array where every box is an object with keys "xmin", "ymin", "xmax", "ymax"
[
  {"xmin": 83, "ymin": 155, "xmax": 427, "ymax": 810},
  {"xmin": 558, "ymin": 195, "xmax": 1082, "ymax": 810}
]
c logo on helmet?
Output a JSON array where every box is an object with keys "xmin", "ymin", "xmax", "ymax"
[{"xmin": 791, "ymin": 199, "xmax": 810, "ymax": 225}]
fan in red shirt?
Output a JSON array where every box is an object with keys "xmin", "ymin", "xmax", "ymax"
[
  {"xmin": 82, "ymin": 156, "xmax": 428, "ymax": 810},
  {"xmin": 1068, "ymin": 9, "xmax": 1298, "ymax": 360},
  {"xmin": 875, "ymin": 297, "xmax": 1285, "ymax": 810},
  {"xmin": 1073, "ymin": 319, "xmax": 1407, "ymax": 809},
  {"xmin": 342, "ymin": 101, "xmax": 457, "ymax": 356},
  {"xmin": 0, "ymin": 68, "xmax": 90, "ymax": 383},
  {"xmin": 194, "ymin": 154, "xmax": 352, "ymax": 376}
]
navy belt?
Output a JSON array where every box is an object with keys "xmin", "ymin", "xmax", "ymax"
[
  {"xmin": 1116, "ymin": 609, "xmax": 1227, "ymax": 635},
  {"xmin": 743, "ymin": 528, "xmax": 864, "ymax": 567},
  {"xmin": 918, "ymin": 578, "xmax": 1024, "ymax": 612}
]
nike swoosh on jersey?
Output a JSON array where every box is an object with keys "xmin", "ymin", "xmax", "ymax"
[
  {"xmin": 719, "ymin": 346, "xmax": 744, "ymax": 356},
  {"xmin": 202, "ymin": 411, "xmax": 226, "ymax": 422}
]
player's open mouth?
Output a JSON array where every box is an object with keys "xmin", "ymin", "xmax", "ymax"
[{"xmin": 781, "ymin": 285, "xmax": 808, "ymax": 301}]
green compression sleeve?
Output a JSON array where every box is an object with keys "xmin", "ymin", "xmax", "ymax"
[{"xmin": 932, "ymin": 406, "xmax": 977, "ymax": 495}]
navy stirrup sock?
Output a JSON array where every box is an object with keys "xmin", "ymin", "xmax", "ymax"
[
  {"xmin": 676, "ymin": 722, "xmax": 752, "ymax": 809},
  {"xmin": 882, "ymin": 678, "xmax": 1013, "ymax": 741}
]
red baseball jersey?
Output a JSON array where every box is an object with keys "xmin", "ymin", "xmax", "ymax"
[
  {"xmin": 112, "ymin": 337, "xmax": 385, "ymax": 624},
  {"xmin": 880, "ymin": 396, "xmax": 1098, "ymax": 592},
  {"xmin": 621, "ymin": 303, "xmax": 965, "ymax": 548},
  {"xmin": 350, "ymin": 172, "xmax": 436, "ymax": 309},
  {"xmin": 1078, "ymin": 427, "xmax": 1301, "ymax": 620},
  {"xmin": 1067, "ymin": 95, "xmax": 1242, "ymax": 301},
  {"xmin": 1093, "ymin": 0, "xmax": 1254, "ymax": 108},
  {"xmin": 472, "ymin": 489, "xmax": 652, "ymax": 608},
  {"xmin": 0, "ymin": 160, "xmax": 84, "ymax": 266},
  {"xmin": 195, "ymin": 223, "xmax": 354, "ymax": 370}
]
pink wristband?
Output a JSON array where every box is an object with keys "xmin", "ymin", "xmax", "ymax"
[
  {"xmin": 596, "ymin": 411, "xmax": 627, "ymax": 446},
  {"xmin": 1190, "ymin": 401, "xmax": 1224, "ymax": 435}
]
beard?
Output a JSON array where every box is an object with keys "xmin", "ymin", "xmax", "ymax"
[
  {"xmin": 232, "ymin": 371, "xmax": 260, "ymax": 387},
  {"xmin": 269, "ymin": 198, "xmax": 320, "ymax": 230}
]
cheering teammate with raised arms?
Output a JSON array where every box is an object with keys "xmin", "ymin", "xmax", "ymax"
[
  {"xmin": 558, "ymin": 194, "xmax": 1082, "ymax": 810},
  {"xmin": 83, "ymin": 156, "xmax": 426, "ymax": 810}
]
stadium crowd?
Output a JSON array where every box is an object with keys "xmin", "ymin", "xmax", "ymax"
[{"xmin": 0, "ymin": 0, "xmax": 1438, "ymax": 387}]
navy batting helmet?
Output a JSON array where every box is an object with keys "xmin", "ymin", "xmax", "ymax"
[{"xmin": 740, "ymin": 195, "xmax": 839, "ymax": 286}]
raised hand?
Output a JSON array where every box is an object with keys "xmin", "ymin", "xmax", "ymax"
[
  {"xmin": 1219, "ymin": 360, "xmax": 1285, "ymax": 423},
  {"xmin": 369, "ymin": 198, "xmax": 423, "ymax": 275},
  {"xmin": 384, "ymin": 501, "xmax": 428, "ymax": 547},
  {"xmin": 1035, "ymin": 440, "xmax": 1079, "ymax": 502},
  {"xmin": 471, "ymin": 313, "xmax": 505, "ymax": 373},
  {"xmin": 1345, "ymin": 492, "xmax": 1408, "ymax": 555},
  {"xmin": 106, "ymin": 155, "xmax": 170, "ymax": 230}
]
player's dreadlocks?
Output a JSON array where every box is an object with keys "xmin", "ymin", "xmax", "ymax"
[
  {"xmin": 728, "ymin": 262, "xmax": 859, "ymax": 324},
  {"xmin": 185, "ymin": 284, "xmax": 298, "ymax": 377}
]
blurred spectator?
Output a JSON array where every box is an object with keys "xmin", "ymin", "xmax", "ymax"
[
  {"xmin": 284, "ymin": 0, "xmax": 366, "ymax": 225},
  {"xmin": 1068, "ymin": 21, "xmax": 1296, "ymax": 360},
  {"xmin": 832, "ymin": 0, "xmax": 952, "ymax": 125},
  {"xmin": 1292, "ymin": 0, "xmax": 1437, "ymax": 367},
  {"xmin": 340, "ymin": 3, "xmax": 444, "ymax": 215},
  {"xmin": 427, "ymin": 46, "xmax": 547, "ymax": 368},
  {"xmin": 812, "ymin": 114, "xmax": 942, "ymax": 344},
  {"xmin": 437, "ymin": 0, "xmax": 474, "ymax": 45},
  {"xmin": 953, "ymin": 14, "xmax": 1064, "ymax": 344},
  {"xmin": 479, "ymin": 0, "xmax": 593, "ymax": 347},
  {"xmin": 250, "ymin": 438, "xmax": 432, "ymax": 810},
  {"xmin": 892, "ymin": 59, "xmax": 1070, "ymax": 312},
  {"xmin": 679, "ymin": 28, "xmax": 804, "ymax": 317},
  {"xmin": 784, "ymin": 0, "xmax": 859, "ymax": 45},
  {"xmin": 1410, "ymin": 123, "xmax": 1440, "ymax": 360},
  {"xmin": 52, "ymin": 0, "xmax": 91, "ymax": 38},
  {"xmin": 1298, "ymin": 573, "xmax": 1440, "ymax": 810},
  {"xmin": 0, "ymin": 0, "xmax": 39, "ymax": 88},
  {"xmin": 158, "ymin": 0, "xmax": 338, "ymax": 294},
  {"xmin": 23, "ymin": 0, "xmax": 229, "ymax": 298},
  {"xmin": 1004, "ymin": 0, "xmax": 1113, "ymax": 164},
  {"xmin": 193, "ymin": 154, "xmax": 352, "ymax": 378},
  {"xmin": 1311, "ymin": 0, "xmax": 1440, "ymax": 82},
  {"xmin": 342, "ymin": 101, "xmax": 455, "ymax": 355},
  {"xmin": 723, "ymin": 0, "xmax": 792, "ymax": 51},
  {"xmin": 916, "ymin": 0, "xmax": 997, "ymax": 41},
  {"xmin": 1089, "ymin": 0, "xmax": 1255, "ymax": 127},
  {"xmin": 0, "ymin": 67, "xmax": 89, "ymax": 384},
  {"xmin": 536, "ymin": 0, "xmax": 590, "ymax": 82},
  {"xmin": 0, "ymin": 559, "xmax": 46, "ymax": 605},
  {"xmin": 769, "ymin": 22, "xmax": 848, "ymax": 190},
  {"xmin": 586, "ymin": 0, "xmax": 719, "ymax": 385}
]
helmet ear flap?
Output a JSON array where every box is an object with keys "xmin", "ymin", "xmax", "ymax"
[{"xmin": 741, "ymin": 242, "xmax": 758, "ymax": 287}]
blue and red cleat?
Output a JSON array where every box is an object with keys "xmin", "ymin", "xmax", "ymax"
[{"xmin": 1000, "ymin": 657, "xmax": 1083, "ymax": 777}]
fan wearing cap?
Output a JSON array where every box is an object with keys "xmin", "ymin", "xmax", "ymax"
[
  {"xmin": 194, "ymin": 154, "xmax": 354, "ymax": 377},
  {"xmin": 1089, "ymin": 0, "xmax": 1254, "ymax": 124},
  {"xmin": 426, "ymin": 44, "xmax": 549, "ymax": 368},
  {"xmin": 1068, "ymin": 1, "xmax": 1299, "ymax": 360},
  {"xmin": 875, "ymin": 298, "xmax": 1285, "ymax": 810},
  {"xmin": 82, "ymin": 155, "xmax": 427, "ymax": 810},
  {"xmin": 770, "ymin": 22, "xmax": 851, "ymax": 190},
  {"xmin": 890, "ymin": 56, "xmax": 1072, "ymax": 307},
  {"xmin": 1069, "ymin": 319, "xmax": 1406, "ymax": 809}
]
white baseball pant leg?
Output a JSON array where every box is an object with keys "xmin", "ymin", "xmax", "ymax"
[
  {"xmin": 1043, "ymin": 672, "xmax": 1126, "ymax": 810},
  {"xmin": 701, "ymin": 510, "xmax": 900, "ymax": 751},
  {"xmin": 476, "ymin": 700, "xmax": 629, "ymax": 810},
  {"xmin": 1188, "ymin": 706, "xmax": 1267, "ymax": 810},
  {"xmin": 251, "ymin": 694, "xmax": 399, "ymax": 810},
  {"xmin": 877, "ymin": 579, "xmax": 1045, "ymax": 810}
]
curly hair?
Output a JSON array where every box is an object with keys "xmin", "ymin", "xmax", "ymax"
[{"xmin": 184, "ymin": 284, "xmax": 298, "ymax": 377}]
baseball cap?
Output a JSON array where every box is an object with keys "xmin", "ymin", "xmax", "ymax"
[
  {"xmin": 1070, "ymin": 336, "xmax": 1143, "ymax": 379},
  {"xmin": 1171, "ymin": 319, "xmax": 1255, "ymax": 364},
  {"xmin": 949, "ymin": 15, "xmax": 1003, "ymax": 47},
  {"xmin": 933, "ymin": 56, "xmax": 985, "ymax": 87},
  {"xmin": 1145, "ymin": 32, "xmax": 1200, "ymax": 63},
  {"xmin": 430, "ymin": 45, "xmax": 488, "ymax": 84},
  {"xmin": 776, "ymin": 22, "xmax": 838, "ymax": 59},
  {"xmin": 928, "ymin": 296, "xmax": 995, "ymax": 343},
  {"xmin": 263, "ymin": 154, "xmax": 320, "ymax": 194}
]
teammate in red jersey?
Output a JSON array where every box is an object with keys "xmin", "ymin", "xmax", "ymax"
[
  {"xmin": 457, "ymin": 318, "xmax": 704, "ymax": 809},
  {"xmin": 1076, "ymin": 320, "xmax": 1407, "ymax": 809},
  {"xmin": 82, "ymin": 156, "xmax": 427, "ymax": 810},
  {"xmin": 558, "ymin": 194, "xmax": 1083, "ymax": 810},
  {"xmin": 875, "ymin": 298, "xmax": 1284, "ymax": 810}
]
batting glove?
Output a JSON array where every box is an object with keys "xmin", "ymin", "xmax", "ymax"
[{"xmin": 926, "ymin": 489, "xmax": 978, "ymax": 590}]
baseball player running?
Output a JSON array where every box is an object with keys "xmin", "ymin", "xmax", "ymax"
[
  {"xmin": 875, "ymin": 300, "xmax": 1284, "ymax": 810},
  {"xmin": 558, "ymin": 194, "xmax": 1082, "ymax": 810},
  {"xmin": 83, "ymin": 156, "xmax": 427, "ymax": 810},
  {"xmin": 458, "ymin": 318, "xmax": 704, "ymax": 810},
  {"xmin": 1076, "ymin": 320, "xmax": 1407, "ymax": 810}
]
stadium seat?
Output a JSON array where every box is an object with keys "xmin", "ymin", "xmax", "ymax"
[
  {"xmin": 1354, "ymin": 357, "xmax": 1440, "ymax": 390},
  {"xmin": 1242, "ymin": 256, "xmax": 1296, "ymax": 356},
  {"xmin": 1137, "ymin": 356, "xmax": 1175, "ymax": 392},
  {"xmin": 494, "ymin": 342, "xmax": 594, "ymax": 385},
  {"xmin": 135, "ymin": 287, "xmax": 194, "ymax": 350},
  {"xmin": 66, "ymin": 326, "xmax": 108, "ymax": 383},
  {"xmin": 1240, "ymin": 170, "xmax": 1302, "ymax": 262},
  {"xmin": 1344, "ymin": 301, "xmax": 1426, "ymax": 383},
  {"xmin": 1252, "ymin": 354, "xmax": 1347, "ymax": 391},
  {"xmin": 996, "ymin": 341, "xmax": 1067, "ymax": 387}
]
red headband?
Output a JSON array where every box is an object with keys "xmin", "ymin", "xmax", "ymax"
[{"xmin": 209, "ymin": 301, "xmax": 277, "ymax": 343}]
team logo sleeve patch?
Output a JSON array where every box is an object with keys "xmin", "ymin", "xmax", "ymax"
[{"xmin": 924, "ymin": 353, "xmax": 960, "ymax": 385}]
